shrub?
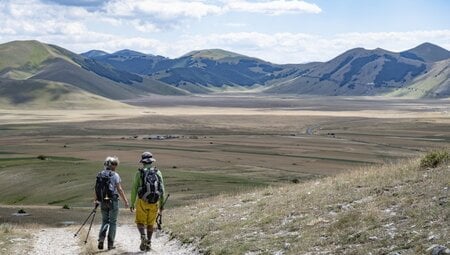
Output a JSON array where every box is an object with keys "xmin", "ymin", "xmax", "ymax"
[
  {"xmin": 37, "ymin": 155, "xmax": 47, "ymax": 160},
  {"xmin": 420, "ymin": 150, "xmax": 449, "ymax": 168},
  {"xmin": 62, "ymin": 204, "xmax": 70, "ymax": 210}
]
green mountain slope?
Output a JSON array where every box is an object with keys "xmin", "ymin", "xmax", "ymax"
[
  {"xmin": 3, "ymin": 40, "xmax": 448, "ymax": 99},
  {"xmin": 0, "ymin": 40, "xmax": 185, "ymax": 102},
  {"xmin": 264, "ymin": 47, "xmax": 430, "ymax": 96},
  {"xmin": 85, "ymin": 44, "xmax": 448, "ymax": 97},
  {"xmin": 0, "ymin": 40, "xmax": 75, "ymax": 78},
  {"xmin": 153, "ymin": 49, "xmax": 287, "ymax": 93},
  {"xmin": 86, "ymin": 48, "xmax": 289, "ymax": 93},
  {"xmin": 387, "ymin": 59, "xmax": 450, "ymax": 98},
  {"xmin": 0, "ymin": 78, "xmax": 132, "ymax": 109},
  {"xmin": 81, "ymin": 49, "xmax": 168, "ymax": 75}
]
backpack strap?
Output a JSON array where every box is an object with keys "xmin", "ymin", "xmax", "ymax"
[{"xmin": 99, "ymin": 170, "xmax": 113, "ymax": 178}]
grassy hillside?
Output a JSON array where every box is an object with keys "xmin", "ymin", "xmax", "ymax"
[
  {"xmin": 0, "ymin": 40, "xmax": 56, "ymax": 80},
  {"xmin": 0, "ymin": 40, "xmax": 53, "ymax": 72},
  {"xmin": 387, "ymin": 59, "xmax": 450, "ymax": 98},
  {"xmin": 0, "ymin": 40, "xmax": 187, "ymax": 99},
  {"xmin": 165, "ymin": 151, "xmax": 449, "ymax": 254},
  {"xmin": 0, "ymin": 79, "xmax": 133, "ymax": 109},
  {"xmin": 130, "ymin": 77, "xmax": 190, "ymax": 96},
  {"xmin": 0, "ymin": 40, "xmax": 78, "ymax": 76},
  {"xmin": 265, "ymin": 48, "xmax": 430, "ymax": 97}
]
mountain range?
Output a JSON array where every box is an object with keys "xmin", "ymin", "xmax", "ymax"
[{"xmin": 0, "ymin": 40, "xmax": 449, "ymax": 108}]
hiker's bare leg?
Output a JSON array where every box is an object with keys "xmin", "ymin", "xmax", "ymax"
[
  {"xmin": 137, "ymin": 223, "xmax": 146, "ymax": 236},
  {"xmin": 138, "ymin": 223, "xmax": 147, "ymax": 251},
  {"xmin": 147, "ymin": 225, "xmax": 154, "ymax": 241},
  {"xmin": 142, "ymin": 225, "xmax": 153, "ymax": 250}
]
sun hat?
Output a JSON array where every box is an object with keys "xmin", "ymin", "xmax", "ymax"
[{"xmin": 140, "ymin": 151, "xmax": 156, "ymax": 164}]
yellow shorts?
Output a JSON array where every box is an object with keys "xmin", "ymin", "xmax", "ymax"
[{"xmin": 135, "ymin": 198, "xmax": 159, "ymax": 226}]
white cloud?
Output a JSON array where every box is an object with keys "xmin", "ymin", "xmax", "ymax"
[
  {"xmin": 0, "ymin": 0, "xmax": 92, "ymax": 36},
  {"xmin": 225, "ymin": 0, "xmax": 322, "ymax": 15},
  {"xmin": 165, "ymin": 30, "xmax": 450, "ymax": 64},
  {"xmin": 104, "ymin": 0, "xmax": 223, "ymax": 19},
  {"xmin": 100, "ymin": 1, "xmax": 321, "ymax": 31},
  {"xmin": 0, "ymin": 0, "xmax": 324, "ymax": 46},
  {"xmin": 0, "ymin": 0, "xmax": 448, "ymax": 64},
  {"xmin": 128, "ymin": 20, "xmax": 160, "ymax": 33}
]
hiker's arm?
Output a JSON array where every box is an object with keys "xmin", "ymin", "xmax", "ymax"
[
  {"xmin": 130, "ymin": 171, "xmax": 140, "ymax": 211},
  {"xmin": 117, "ymin": 182, "xmax": 129, "ymax": 208},
  {"xmin": 158, "ymin": 171, "xmax": 166, "ymax": 210},
  {"xmin": 93, "ymin": 191, "xmax": 99, "ymax": 205}
]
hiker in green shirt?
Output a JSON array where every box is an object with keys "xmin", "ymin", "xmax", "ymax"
[{"xmin": 130, "ymin": 151, "xmax": 165, "ymax": 251}]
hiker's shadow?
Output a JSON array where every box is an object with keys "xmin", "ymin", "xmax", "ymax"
[
  {"xmin": 92, "ymin": 251, "xmax": 114, "ymax": 254},
  {"xmin": 92, "ymin": 251, "xmax": 145, "ymax": 255},
  {"xmin": 91, "ymin": 250, "xmax": 147, "ymax": 255}
]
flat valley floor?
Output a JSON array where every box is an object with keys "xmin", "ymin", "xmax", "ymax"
[{"xmin": 0, "ymin": 95, "xmax": 449, "ymax": 208}]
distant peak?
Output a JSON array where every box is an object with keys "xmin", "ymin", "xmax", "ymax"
[
  {"xmin": 416, "ymin": 42, "xmax": 438, "ymax": 48},
  {"xmin": 335, "ymin": 47, "xmax": 370, "ymax": 58},
  {"xmin": 402, "ymin": 42, "xmax": 450, "ymax": 62},
  {"xmin": 183, "ymin": 49, "xmax": 246, "ymax": 60},
  {"xmin": 81, "ymin": 50, "xmax": 109, "ymax": 58},
  {"xmin": 112, "ymin": 49, "xmax": 148, "ymax": 57},
  {"xmin": 406, "ymin": 42, "xmax": 448, "ymax": 52},
  {"xmin": 3, "ymin": 39, "xmax": 45, "ymax": 47}
]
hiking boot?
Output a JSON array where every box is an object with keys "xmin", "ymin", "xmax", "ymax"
[
  {"xmin": 108, "ymin": 242, "xmax": 115, "ymax": 250},
  {"xmin": 145, "ymin": 240, "xmax": 151, "ymax": 251},
  {"xmin": 139, "ymin": 236, "xmax": 147, "ymax": 251},
  {"xmin": 97, "ymin": 241, "xmax": 104, "ymax": 250}
]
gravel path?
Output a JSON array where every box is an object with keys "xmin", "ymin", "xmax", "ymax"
[
  {"xmin": 31, "ymin": 227, "xmax": 82, "ymax": 254},
  {"xmin": 29, "ymin": 224, "xmax": 198, "ymax": 255}
]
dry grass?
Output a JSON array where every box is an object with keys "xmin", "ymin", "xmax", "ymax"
[
  {"xmin": 165, "ymin": 152, "xmax": 450, "ymax": 254},
  {"xmin": 0, "ymin": 223, "xmax": 35, "ymax": 254}
]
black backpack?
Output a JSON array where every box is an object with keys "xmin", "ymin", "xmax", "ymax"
[
  {"xmin": 95, "ymin": 171, "xmax": 114, "ymax": 203},
  {"xmin": 138, "ymin": 167, "xmax": 163, "ymax": 204}
]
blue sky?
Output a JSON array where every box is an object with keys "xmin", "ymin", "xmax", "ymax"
[{"xmin": 0, "ymin": 0, "xmax": 449, "ymax": 64}]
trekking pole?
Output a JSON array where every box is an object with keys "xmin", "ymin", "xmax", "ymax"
[
  {"xmin": 74, "ymin": 203, "xmax": 99, "ymax": 241},
  {"xmin": 84, "ymin": 203, "xmax": 99, "ymax": 244},
  {"xmin": 157, "ymin": 194, "xmax": 170, "ymax": 230}
]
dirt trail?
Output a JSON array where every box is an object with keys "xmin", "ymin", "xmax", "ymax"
[{"xmin": 29, "ymin": 224, "xmax": 198, "ymax": 255}]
